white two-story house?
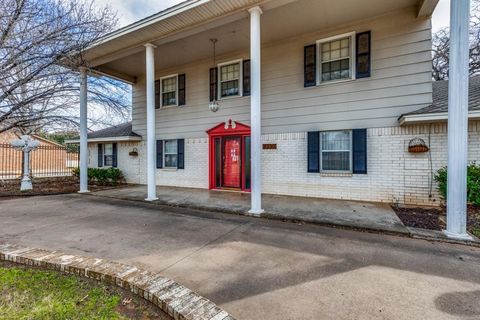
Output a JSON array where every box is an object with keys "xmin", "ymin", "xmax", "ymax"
[{"xmin": 74, "ymin": 0, "xmax": 477, "ymax": 213}]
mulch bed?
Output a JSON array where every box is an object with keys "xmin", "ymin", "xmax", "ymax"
[
  {"xmin": 0, "ymin": 260, "xmax": 172, "ymax": 320},
  {"xmin": 393, "ymin": 205, "xmax": 480, "ymax": 238},
  {"xmin": 0, "ymin": 176, "xmax": 127, "ymax": 198}
]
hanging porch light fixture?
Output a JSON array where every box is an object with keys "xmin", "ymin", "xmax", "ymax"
[{"xmin": 209, "ymin": 38, "xmax": 219, "ymax": 112}]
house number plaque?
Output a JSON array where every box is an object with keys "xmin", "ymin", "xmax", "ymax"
[{"xmin": 262, "ymin": 144, "xmax": 277, "ymax": 150}]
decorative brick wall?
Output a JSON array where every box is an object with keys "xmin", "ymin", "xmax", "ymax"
[{"xmin": 95, "ymin": 122, "xmax": 480, "ymax": 206}]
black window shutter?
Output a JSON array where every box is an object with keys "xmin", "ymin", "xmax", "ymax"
[
  {"xmin": 177, "ymin": 139, "xmax": 185, "ymax": 169},
  {"xmin": 178, "ymin": 74, "xmax": 186, "ymax": 106},
  {"xmin": 307, "ymin": 131, "xmax": 320, "ymax": 173},
  {"xmin": 209, "ymin": 67, "xmax": 218, "ymax": 102},
  {"xmin": 352, "ymin": 129, "xmax": 367, "ymax": 174},
  {"xmin": 155, "ymin": 80, "xmax": 160, "ymax": 109},
  {"xmin": 356, "ymin": 31, "xmax": 371, "ymax": 79},
  {"xmin": 242, "ymin": 59, "xmax": 251, "ymax": 96},
  {"xmin": 304, "ymin": 44, "xmax": 316, "ymax": 87},
  {"xmin": 97, "ymin": 144, "xmax": 103, "ymax": 167},
  {"xmin": 112, "ymin": 143, "xmax": 118, "ymax": 168},
  {"xmin": 156, "ymin": 140, "xmax": 163, "ymax": 169}
]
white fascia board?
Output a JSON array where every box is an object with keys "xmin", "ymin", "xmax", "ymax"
[
  {"xmin": 65, "ymin": 136, "xmax": 142, "ymax": 144},
  {"xmin": 399, "ymin": 110, "xmax": 480, "ymax": 125},
  {"xmin": 88, "ymin": 0, "xmax": 210, "ymax": 49},
  {"xmin": 417, "ymin": 0, "xmax": 439, "ymax": 18}
]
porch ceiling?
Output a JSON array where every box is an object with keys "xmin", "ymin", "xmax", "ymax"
[{"xmin": 88, "ymin": 0, "xmax": 434, "ymax": 82}]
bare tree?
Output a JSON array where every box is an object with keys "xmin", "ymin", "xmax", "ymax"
[
  {"xmin": 0, "ymin": 0, "xmax": 131, "ymax": 134},
  {"xmin": 432, "ymin": 0, "xmax": 480, "ymax": 80}
]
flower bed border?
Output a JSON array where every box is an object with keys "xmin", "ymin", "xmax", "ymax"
[{"xmin": 0, "ymin": 243, "xmax": 235, "ymax": 320}]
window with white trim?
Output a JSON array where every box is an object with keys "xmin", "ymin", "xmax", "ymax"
[
  {"xmin": 219, "ymin": 61, "xmax": 241, "ymax": 98},
  {"xmin": 320, "ymin": 130, "xmax": 352, "ymax": 172},
  {"xmin": 163, "ymin": 139, "xmax": 178, "ymax": 168},
  {"xmin": 161, "ymin": 75, "xmax": 178, "ymax": 106},
  {"xmin": 103, "ymin": 143, "xmax": 113, "ymax": 167},
  {"xmin": 318, "ymin": 33, "xmax": 355, "ymax": 84}
]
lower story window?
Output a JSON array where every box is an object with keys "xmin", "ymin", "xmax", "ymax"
[
  {"xmin": 321, "ymin": 130, "xmax": 351, "ymax": 172},
  {"xmin": 103, "ymin": 143, "xmax": 113, "ymax": 167},
  {"xmin": 164, "ymin": 139, "xmax": 178, "ymax": 168}
]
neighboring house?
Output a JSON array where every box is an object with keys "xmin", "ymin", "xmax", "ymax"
[
  {"xmin": 0, "ymin": 130, "xmax": 77, "ymax": 178},
  {"xmin": 65, "ymin": 122, "xmax": 142, "ymax": 183},
  {"xmin": 78, "ymin": 0, "xmax": 456, "ymax": 206}
]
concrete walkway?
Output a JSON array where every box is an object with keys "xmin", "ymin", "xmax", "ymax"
[
  {"xmin": 91, "ymin": 185, "xmax": 408, "ymax": 234},
  {"xmin": 0, "ymin": 194, "xmax": 479, "ymax": 320}
]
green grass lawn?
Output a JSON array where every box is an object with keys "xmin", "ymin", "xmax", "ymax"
[{"xmin": 0, "ymin": 265, "xmax": 128, "ymax": 319}]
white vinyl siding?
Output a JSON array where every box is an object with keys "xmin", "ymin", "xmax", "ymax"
[{"xmin": 131, "ymin": 8, "xmax": 432, "ymax": 139}]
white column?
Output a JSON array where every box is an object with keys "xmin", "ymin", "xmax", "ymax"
[
  {"xmin": 145, "ymin": 43, "xmax": 158, "ymax": 201},
  {"xmin": 445, "ymin": 0, "xmax": 471, "ymax": 240},
  {"xmin": 79, "ymin": 66, "xmax": 89, "ymax": 193},
  {"xmin": 248, "ymin": 6, "xmax": 264, "ymax": 215}
]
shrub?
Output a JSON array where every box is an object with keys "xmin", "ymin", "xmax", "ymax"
[
  {"xmin": 72, "ymin": 167, "xmax": 125, "ymax": 186},
  {"xmin": 434, "ymin": 162, "xmax": 480, "ymax": 206}
]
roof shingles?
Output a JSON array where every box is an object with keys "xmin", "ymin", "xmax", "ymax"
[
  {"xmin": 79, "ymin": 122, "xmax": 141, "ymax": 140},
  {"xmin": 403, "ymin": 75, "xmax": 480, "ymax": 116}
]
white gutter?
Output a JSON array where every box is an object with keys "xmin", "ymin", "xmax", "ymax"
[
  {"xmin": 399, "ymin": 110, "xmax": 480, "ymax": 125},
  {"xmin": 65, "ymin": 136, "xmax": 142, "ymax": 144}
]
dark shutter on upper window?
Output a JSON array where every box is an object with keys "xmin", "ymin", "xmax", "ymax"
[
  {"xmin": 307, "ymin": 131, "xmax": 320, "ymax": 173},
  {"xmin": 352, "ymin": 129, "xmax": 367, "ymax": 174},
  {"xmin": 178, "ymin": 74, "xmax": 186, "ymax": 106},
  {"xmin": 356, "ymin": 31, "xmax": 371, "ymax": 79},
  {"xmin": 242, "ymin": 59, "xmax": 251, "ymax": 96},
  {"xmin": 112, "ymin": 143, "xmax": 118, "ymax": 168},
  {"xmin": 209, "ymin": 67, "xmax": 218, "ymax": 102},
  {"xmin": 97, "ymin": 144, "xmax": 103, "ymax": 167},
  {"xmin": 156, "ymin": 140, "xmax": 163, "ymax": 169},
  {"xmin": 155, "ymin": 80, "xmax": 160, "ymax": 109},
  {"xmin": 304, "ymin": 44, "xmax": 316, "ymax": 87},
  {"xmin": 177, "ymin": 139, "xmax": 184, "ymax": 169}
]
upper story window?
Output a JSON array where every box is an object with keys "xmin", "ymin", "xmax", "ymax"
[
  {"xmin": 161, "ymin": 75, "xmax": 178, "ymax": 106},
  {"xmin": 317, "ymin": 32, "xmax": 355, "ymax": 84},
  {"xmin": 219, "ymin": 60, "xmax": 242, "ymax": 98},
  {"xmin": 320, "ymin": 130, "xmax": 352, "ymax": 172},
  {"xmin": 103, "ymin": 143, "xmax": 113, "ymax": 167}
]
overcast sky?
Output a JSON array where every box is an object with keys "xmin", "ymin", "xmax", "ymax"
[{"xmin": 98, "ymin": 0, "xmax": 452, "ymax": 32}]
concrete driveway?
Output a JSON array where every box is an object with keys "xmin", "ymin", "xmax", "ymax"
[{"xmin": 0, "ymin": 194, "xmax": 479, "ymax": 320}]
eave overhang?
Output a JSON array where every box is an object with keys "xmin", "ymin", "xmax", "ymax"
[
  {"xmin": 399, "ymin": 110, "xmax": 480, "ymax": 126},
  {"xmin": 65, "ymin": 136, "xmax": 142, "ymax": 144}
]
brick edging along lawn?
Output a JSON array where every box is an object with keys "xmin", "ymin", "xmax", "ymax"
[{"xmin": 0, "ymin": 243, "xmax": 235, "ymax": 320}]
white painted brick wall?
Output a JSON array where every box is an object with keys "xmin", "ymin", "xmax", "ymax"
[
  {"xmin": 88, "ymin": 142, "xmax": 141, "ymax": 184},
  {"xmin": 261, "ymin": 122, "xmax": 480, "ymax": 206},
  {"xmin": 136, "ymin": 138, "xmax": 209, "ymax": 189},
  {"xmin": 92, "ymin": 122, "xmax": 480, "ymax": 206}
]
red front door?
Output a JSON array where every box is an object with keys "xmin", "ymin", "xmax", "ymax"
[{"xmin": 222, "ymin": 136, "xmax": 241, "ymax": 188}]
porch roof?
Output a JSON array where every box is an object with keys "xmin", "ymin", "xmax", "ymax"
[{"xmin": 83, "ymin": 0, "xmax": 438, "ymax": 83}]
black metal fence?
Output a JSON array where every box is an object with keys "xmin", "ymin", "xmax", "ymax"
[{"xmin": 0, "ymin": 143, "xmax": 79, "ymax": 180}]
